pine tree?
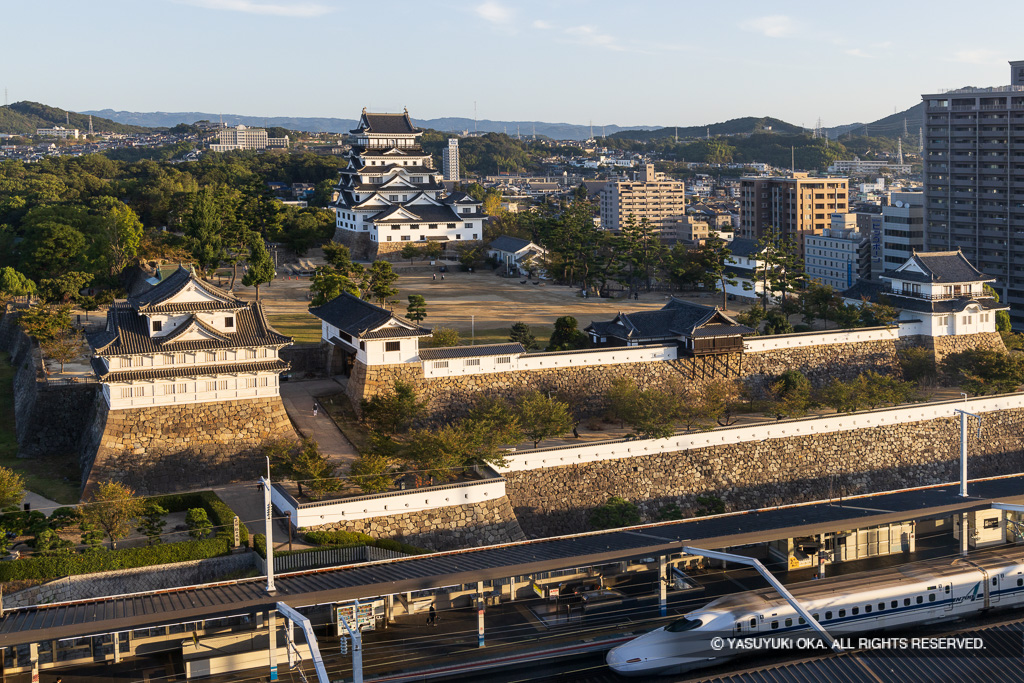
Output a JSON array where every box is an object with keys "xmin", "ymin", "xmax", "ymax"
[
  {"xmin": 242, "ymin": 234, "xmax": 275, "ymax": 299},
  {"xmin": 406, "ymin": 294, "xmax": 427, "ymax": 322},
  {"xmin": 508, "ymin": 321, "xmax": 537, "ymax": 350}
]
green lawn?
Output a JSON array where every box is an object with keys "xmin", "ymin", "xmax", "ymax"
[
  {"xmin": 462, "ymin": 326, "xmax": 554, "ymax": 348},
  {"xmin": 267, "ymin": 313, "xmax": 322, "ymax": 343},
  {"xmin": 0, "ymin": 353, "xmax": 81, "ymax": 504}
]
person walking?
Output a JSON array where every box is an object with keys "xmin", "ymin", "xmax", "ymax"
[
  {"xmin": 428, "ymin": 604, "xmax": 437, "ymax": 626},
  {"xmin": 312, "ymin": 403, "xmax": 318, "ymax": 417},
  {"xmin": 432, "ymin": 273, "xmax": 436, "ymax": 280}
]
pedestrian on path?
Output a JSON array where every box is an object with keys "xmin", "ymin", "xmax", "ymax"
[
  {"xmin": 313, "ymin": 403, "xmax": 318, "ymax": 417},
  {"xmin": 428, "ymin": 604, "xmax": 437, "ymax": 626},
  {"xmin": 432, "ymin": 273, "xmax": 436, "ymax": 280}
]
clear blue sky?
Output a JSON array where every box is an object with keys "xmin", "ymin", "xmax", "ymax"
[{"xmin": 5, "ymin": 0, "xmax": 1023, "ymax": 128}]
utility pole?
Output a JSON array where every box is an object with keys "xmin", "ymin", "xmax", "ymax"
[{"xmin": 260, "ymin": 457, "xmax": 276, "ymax": 594}]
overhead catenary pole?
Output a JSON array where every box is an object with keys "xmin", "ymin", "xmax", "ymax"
[
  {"xmin": 954, "ymin": 405, "xmax": 981, "ymax": 498},
  {"xmin": 683, "ymin": 546, "xmax": 841, "ymax": 652},
  {"xmin": 262, "ymin": 457, "xmax": 276, "ymax": 594}
]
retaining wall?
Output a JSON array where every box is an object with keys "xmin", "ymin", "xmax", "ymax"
[
  {"xmin": 4, "ymin": 552, "xmax": 257, "ymax": 608},
  {"xmin": 81, "ymin": 395, "xmax": 298, "ymax": 496},
  {"xmin": 502, "ymin": 403, "xmax": 1024, "ymax": 537}
]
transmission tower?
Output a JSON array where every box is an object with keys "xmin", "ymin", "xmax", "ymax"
[{"xmin": 898, "ymin": 137, "xmax": 904, "ymax": 166}]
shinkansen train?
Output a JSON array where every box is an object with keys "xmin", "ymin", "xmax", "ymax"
[{"xmin": 607, "ymin": 547, "xmax": 1024, "ymax": 676}]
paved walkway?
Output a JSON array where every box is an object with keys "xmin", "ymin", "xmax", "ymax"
[{"xmin": 279, "ymin": 378, "xmax": 359, "ymax": 467}]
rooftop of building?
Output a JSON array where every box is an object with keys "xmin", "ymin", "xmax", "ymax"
[
  {"xmin": 882, "ymin": 250, "xmax": 992, "ymax": 284},
  {"xmin": 350, "ymin": 109, "xmax": 422, "ymax": 136},
  {"xmin": 586, "ymin": 298, "xmax": 752, "ymax": 341},
  {"xmin": 309, "ymin": 292, "xmax": 431, "ymax": 340}
]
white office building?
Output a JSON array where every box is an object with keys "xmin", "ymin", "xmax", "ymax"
[{"xmin": 442, "ymin": 137, "xmax": 460, "ymax": 182}]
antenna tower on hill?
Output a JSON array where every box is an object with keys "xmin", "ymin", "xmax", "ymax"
[
  {"xmin": 898, "ymin": 137, "xmax": 904, "ymax": 166},
  {"xmin": 88, "ymin": 115, "xmax": 93, "ymax": 135}
]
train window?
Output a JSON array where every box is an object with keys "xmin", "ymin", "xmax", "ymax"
[
  {"xmin": 771, "ymin": 621, "xmax": 779, "ymax": 630},
  {"xmin": 785, "ymin": 618, "xmax": 792, "ymax": 627},
  {"xmin": 812, "ymin": 614, "xmax": 819, "ymax": 622},
  {"xmin": 992, "ymin": 578, "xmax": 998, "ymax": 586},
  {"xmin": 904, "ymin": 598, "xmax": 911, "ymax": 606},
  {"xmin": 929, "ymin": 594, "xmax": 936, "ymax": 602},
  {"xmin": 878, "ymin": 603, "xmax": 885, "ymax": 611},
  {"xmin": 852, "ymin": 607, "xmax": 859, "ymax": 615},
  {"xmin": 665, "ymin": 618, "xmax": 704, "ymax": 633},
  {"xmin": 892, "ymin": 601, "xmax": 898, "ymax": 608},
  {"xmin": 1017, "ymin": 579, "xmax": 1023, "ymax": 587},
  {"xmin": 839, "ymin": 609, "xmax": 846, "ymax": 618},
  {"xmin": 865, "ymin": 605, "xmax": 872, "ymax": 613},
  {"xmin": 825, "ymin": 611, "xmax": 832, "ymax": 620},
  {"xmin": 945, "ymin": 586, "xmax": 951, "ymax": 594},
  {"xmin": 916, "ymin": 596, "xmax": 924, "ymax": 604},
  {"xmin": 799, "ymin": 617, "xmax": 806, "ymax": 625},
  {"xmin": 750, "ymin": 618, "xmax": 757, "ymax": 628}
]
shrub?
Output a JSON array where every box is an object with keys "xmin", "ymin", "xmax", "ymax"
[
  {"xmin": 0, "ymin": 538, "xmax": 230, "ymax": 582},
  {"xmin": 186, "ymin": 508, "xmax": 213, "ymax": 540},
  {"xmin": 590, "ymin": 496, "xmax": 641, "ymax": 530},
  {"xmin": 302, "ymin": 530, "xmax": 429, "ymax": 555},
  {"xmin": 153, "ymin": 490, "xmax": 248, "ymax": 547}
]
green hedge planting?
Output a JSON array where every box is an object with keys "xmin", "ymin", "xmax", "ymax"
[
  {"xmin": 0, "ymin": 538, "xmax": 231, "ymax": 582},
  {"xmin": 153, "ymin": 491, "xmax": 249, "ymax": 547},
  {"xmin": 252, "ymin": 532, "xmax": 427, "ymax": 559}
]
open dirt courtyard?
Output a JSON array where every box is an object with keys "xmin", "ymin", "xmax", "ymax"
[{"xmin": 234, "ymin": 263, "xmax": 752, "ymax": 344}]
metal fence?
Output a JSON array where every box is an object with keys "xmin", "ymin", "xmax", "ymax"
[{"xmin": 273, "ymin": 545, "xmax": 409, "ymax": 573}]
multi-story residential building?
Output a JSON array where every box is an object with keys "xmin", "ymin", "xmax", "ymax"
[
  {"xmin": 86, "ymin": 266, "xmax": 292, "ymax": 409},
  {"xmin": 922, "ymin": 59, "xmax": 1024, "ymax": 328},
  {"xmin": 331, "ymin": 109, "xmax": 485, "ymax": 259},
  {"xmin": 209, "ymin": 125, "xmax": 289, "ymax": 152},
  {"xmin": 442, "ymin": 137, "xmax": 460, "ymax": 182},
  {"xmin": 739, "ymin": 173, "xmax": 849, "ymax": 256},
  {"xmin": 35, "ymin": 127, "xmax": 79, "ymax": 139},
  {"xmin": 828, "ymin": 159, "xmax": 912, "ymax": 175},
  {"xmin": 804, "ymin": 228, "xmax": 870, "ymax": 291},
  {"xmin": 881, "ymin": 188, "xmax": 925, "ymax": 273},
  {"xmin": 598, "ymin": 164, "xmax": 686, "ymax": 235}
]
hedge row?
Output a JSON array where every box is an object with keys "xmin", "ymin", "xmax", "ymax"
[
  {"xmin": 304, "ymin": 530, "xmax": 428, "ymax": 555},
  {"xmin": 0, "ymin": 538, "xmax": 231, "ymax": 582},
  {"xmin": 154, "ymin": 491, "xmax": 249, "ymax": 547},
  {"xmin": 252, "ymin": 532, "xmax": 427, "ymax": 560}
]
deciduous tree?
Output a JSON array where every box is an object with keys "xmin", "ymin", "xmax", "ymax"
[
  {"xmin": 428, "ymin": 327, "xmax": 461, "ymax": 348},
  {"xmin": 241, "ymin": 234, "xmax": 275, "ymax": 299},
  {"xmin": 515, "ymin": 391, "xmax": 572, "ymax": 447},
  {"xmin": 81, "ymin": 481, "xmax": 145, "ymax": 549}
]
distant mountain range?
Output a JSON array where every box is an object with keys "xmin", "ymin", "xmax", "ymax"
[
  {"xmin": 0, "ymin": 102, "xmax": 150, "ymax": 136},
  {"xmin": 0, "ymin": 100, "xmax": 925, "ymax": 143},
  {"xmin": 81, "ymin": 109, "xmax": 659, "ymax": 141}
]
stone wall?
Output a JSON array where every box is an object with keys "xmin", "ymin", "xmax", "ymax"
[
  {"xmin": 332, "ymin": 229, "xmax": 375, "ymax": 261},
  {"xmin": 280, "ymin": 342, "xmax": 329, "ymax": 376},
  {"xmin": 503, "ymin": 407, "xmax": 1024, "ymax": 537},
  {"xmin": 348, "ymin": 338, "xmax": 902, "ymax": 420},
  {"xmin": 931, "ymin": 332, "xmax": 1007, "ymax": 363},
  {"xmin": 82, "ymin": 396, "xmax": 298, "ymax": 496},
  {"xmin": 308, "ymin": 496, "xmax": 526, "ymax": 551},
  {"xmin": 0, "ymin": 310, "xmax": 99, "ymax": 458},
  {"xmin": 4, "ymin": 552, "xmax": 257, "ymax": 608}
]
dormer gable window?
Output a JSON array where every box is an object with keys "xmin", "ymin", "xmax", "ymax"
[
  {"xmin": 152, "ymin": 320, "xmax": 163, "ymax": 333},
  {"xmin": 225, "ymin": 316, "xmax": 234, "ymax": 329}
]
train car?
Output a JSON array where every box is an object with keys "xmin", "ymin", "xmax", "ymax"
[{"xmin": 607, "ymin": 547, "xmax": 1024, "ymax": 676}]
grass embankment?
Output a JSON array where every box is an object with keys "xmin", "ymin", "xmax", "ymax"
[
  {"xmin": 319, "ymin": 393, "xmax": 371, "ymax": 453},
  {"xmin": 0, "ymin": 352, "xmax": 80, "ymax": 504},
  {"xmin": 266, "ymin": 312, "xmax": 321, "ymax": 343}
]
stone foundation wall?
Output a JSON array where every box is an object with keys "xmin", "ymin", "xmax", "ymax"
[
  {"xmin": 348, "ymin": 338, "xmax": 903, "ymax": 420},
  {"xmin": 82, "ymin": 396, "xmax": 298, "ymax": 496},
  {"xmin": 307, "ymin": 496, "xmax": 527, "ymax": 551},
  {"xmin": 503, "ymin": 407, "xmax": 1024, "ymax": 537},
  {"xmin": 931, "ymin": 332, "xmax": 1007, "ymax": 363},
  {"xmin": 280, "ymin": 342, "xmax": 328, "ymax": 376},
  {"xmin": 333, "ymin": 229, "xmax": 375, "ymax": 261},
  {"xmin": 4, "ymin": 552, "xmax": 256, "ymax": 608},
  {"xmin": 0, "ymin": 310, "xmax": 99, "ymax": 458}
]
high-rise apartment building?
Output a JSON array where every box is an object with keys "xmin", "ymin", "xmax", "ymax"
[
  {"xmin": 881, "ymin": 188, "xmax": 925, "ymax": 272},
  {"xmin": 922, "ymin": 60, "xmax": 1024, "ymax": 328},
  {"xmin": 442, "ymin": 137, "xmax": 460, "ymax": 182},
  {"xmin": 739, "ymin": 173, "xmax": 849, "ymax": 256},
  {"xmin": 599, "ymin": 164, "xmax": 686, "ymax": 235}
]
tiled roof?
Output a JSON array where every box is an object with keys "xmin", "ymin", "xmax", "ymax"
[
  {"xmin": 370, "ymin": 204, "xmax": 462, "ymax": 224},
  {"xmin": 87, "ymin": 301, "xmax": 291, "ymax": 357},
  {"xmin": 351, "ymin": 112, "xmax": 420, "ymax": 135},
  {"xmin": 440, "ymin": 191, "xmax": 481, "ymax": 205},
  {"xmin": 310, "ymin": 292, "xmax": 430, "ymax": 339},
  {"xmin": 418, "ymin": 343, "xmax": 525, "ymax": 361},
  {"xmin": 488, "ymin": 236, "xmax": 533, "ymax": 253},
  {"xmin": 888, "ymin": 296, "xmax": 1008, "ymax": 314},
  {"xmin": 157, "ymin": 315, "xmax": 231, "ymax": 345},
  {"xmin": 585, "ymin": 298, "xmax": 749, "ymax": 341},
  {"xmin": 728, "ymin": 238, "xmax": 760, "ymax": 259},
  {"xmin": 94, "ymin": 359, "xmax": 289, "ymax": 383},
  {"xmin": 885, "ymin": 250, "xmax": 992, "ymax": 284},
  {"xmin": 130, "ymin": 266, "xmax": 244, "ymax": 312}
]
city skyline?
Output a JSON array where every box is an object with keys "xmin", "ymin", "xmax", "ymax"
[{"xmin": 3, "ymin": 1, "xmax": 1024, "ymax": 129}]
